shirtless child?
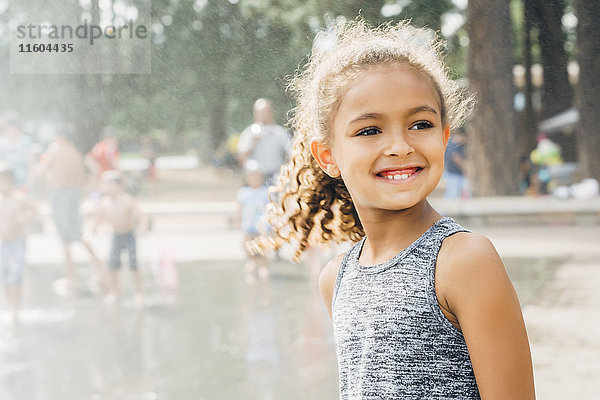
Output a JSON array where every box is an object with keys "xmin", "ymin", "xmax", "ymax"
[
  {"xmin": 0, "ymin": 165, "xmax": 36, "ymax": 324},
  {"xmin": 93, "ymin": 171, "xmax": 147, "ymax": 305},
  {"xmin": 37, "ymin": 130, "xmax": 108, "ymax": 295}
]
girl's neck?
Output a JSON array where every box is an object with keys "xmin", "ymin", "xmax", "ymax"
[{"xmin": 356, "ymin": 200, "xmax": 444, "ymax": 266}]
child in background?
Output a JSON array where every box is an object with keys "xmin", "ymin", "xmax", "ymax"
[
  {"xmin": 252, "ymin": 20, "xmax": 535, "ymax": 399},
  {"xmin": 236, "ymin": 160, "xmax": 270, "ymax": 283},
  {"xmin": 93, "ymin": 171, "xmax": 147, "ymax": 305},
  {"xmin": 0, "ymin": 164, "xmax": 36, "ymax": 324}
]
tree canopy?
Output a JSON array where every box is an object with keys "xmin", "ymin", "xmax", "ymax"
[{"xmin": 0, "ymin": 0, "xmax": 597, "ymax": 193}]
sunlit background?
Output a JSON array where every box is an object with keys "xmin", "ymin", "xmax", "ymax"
[{"xmin": 0, "ymin": 0, "xmax": 599, "ymax": 399}]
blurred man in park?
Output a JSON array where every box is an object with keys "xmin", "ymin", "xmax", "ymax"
[
  {"xmin": 237, "ymin": 98, "xmax": 291, "ymax": 185},
  {"xmin": 37, "ymin": 127, "xmax": 109, "ymax": 296}
]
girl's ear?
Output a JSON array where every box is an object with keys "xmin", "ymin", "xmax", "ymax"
[
  {"xmin": 443, "ymin": 125, "xmax": 450, "ymax": 148},
  {"xmin": 310, "ymin": 139, "xmax": 341, "ymax": 178}
]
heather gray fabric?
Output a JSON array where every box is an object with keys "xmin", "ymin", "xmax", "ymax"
[{"xmin": 332, "ymin": 217, "xmax": 480, "ymax": 399}]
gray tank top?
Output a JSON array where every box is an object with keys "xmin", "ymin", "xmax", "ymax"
[{"xmin": 332, "ymin": 217, "xmax": 480, "ymax": 399}]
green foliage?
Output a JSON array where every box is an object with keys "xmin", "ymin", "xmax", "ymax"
[{"xmin": 0, "ymin": 0, "xmax": 473, "ymax": 154}]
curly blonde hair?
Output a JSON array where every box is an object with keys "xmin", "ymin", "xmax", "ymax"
[{"xmin": 250, "ymin": 18, "xmax": 474, "ymax": 261}]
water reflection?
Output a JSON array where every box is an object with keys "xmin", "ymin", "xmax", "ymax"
[
  {"xmin": 0, "ymin": 261, "xmax": 339, "ymax": 399},
  {"xmin": 0, "ymin": 257, "xmax": 558, "ymax": 399}
]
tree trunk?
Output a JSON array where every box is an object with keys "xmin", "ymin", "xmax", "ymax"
[
  {"xmin": 72, "ymin": 0, "xmax": 107, "ymax": 151},
  {"xmin": 207, "ymin": 83, "xmax": 228, "ymax": 162},
  {"xmin": 574, "ymin": 0, "xmax": 600, "ymax": 179},
  {"xmin": 466, "ymin": 0, "xmax": 520, "ymax": 196},
  {"xmin": 529, "ymin": 0, "xmax": 573, "ymax": 119}
]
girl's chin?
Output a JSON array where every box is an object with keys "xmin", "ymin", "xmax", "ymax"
[{"xmin": 360, "ymin": 197, "xmax": 424, "ymax": 213}]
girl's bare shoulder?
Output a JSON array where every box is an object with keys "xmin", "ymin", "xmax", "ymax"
[
  {"xmin": 439, "ymin": 231, "xmax": 500, "ymax": 267},
  {"xmin": 319, "ymin": 253, "xmax": 345, "ymax": 286},
  {"xmin": 318, "ymin": 252, "xmax": 346, "ymax": 317},
  {"xmin": 436, "ymin": 233, "xmax": 535, "ymax": 398},
  {"xmin": 436, "ymin": 231, "xmax": 515, "ymax": 312}
]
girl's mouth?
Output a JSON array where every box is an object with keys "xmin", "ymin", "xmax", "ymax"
[{"xmin": 375, "ymin": 167, "xmax": 423, "ymax": 181}]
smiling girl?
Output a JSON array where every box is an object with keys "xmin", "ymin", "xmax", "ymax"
[{"xmin": 252, "ymin": 19, "xmax": 535, "ymax": 399}]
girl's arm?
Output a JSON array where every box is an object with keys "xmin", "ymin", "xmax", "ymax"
[
  {"xmin": 437, "ymin": 233, "xmax": 535, "ymax": 400},
  {"xmin": 318, "ymin": 253, "xmax": 345, "ymax": 317}
]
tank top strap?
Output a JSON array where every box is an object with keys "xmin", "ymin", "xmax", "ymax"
[
  {"xmin": 331, "ymin": 218, "xmax": 469, "ymax": 317},
  {"xmin": 425, "ymin": 217, "xmax": 472, "ymax": 336},
  {"xmin": 422, "ymin": 217, "xmax": 471, "ymax": 267},
  {"xmin": 429, "ymin": 217, "xmax": 471, "ymax": 247},
  {"xmin": 331, "ymin": 236, "xmax": 366, "ymax": 315}
]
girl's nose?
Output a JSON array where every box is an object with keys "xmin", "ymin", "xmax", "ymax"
[{"xmin": 383, "ymin": 130, "xmax": 414, "ymax": 157}]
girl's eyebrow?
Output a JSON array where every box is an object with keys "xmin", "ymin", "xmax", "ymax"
[
  {"xmin": 348, "ymin": 112, "xmax": 383, "ymax": 125},
  {"xmin": 348, "ymin": 106, "xmax": 439, "ymax": 126},
  {"xmin": 406, "ymin": 105, "xmax": 438, "ymax": 116}
]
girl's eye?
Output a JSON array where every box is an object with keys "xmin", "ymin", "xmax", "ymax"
[
  {"xmin": 355, "ymin": 127, "xmax": 381, "ymax": 136},
  {"xmin": 409, "ymin": 121, "xmax": 434, "ymax": 130}
]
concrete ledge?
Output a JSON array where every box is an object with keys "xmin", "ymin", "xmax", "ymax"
[
  {"xmin": 139, "ymin": 201, "xmax": 237, "ymax": 216},
  {"xmin": 137, "ymin": 197, "xmax": 600, "ymax": 225},
  {"xmin": 36, "ymin": 197, "xmax": 600, "ymax": 225},
  {"xmin": 137, "ymin": 197, "xmax": 600, "ymax": 218},
  {"xmin": 430, "ymin": 197, "xmax": 600, "ymax": 224}
]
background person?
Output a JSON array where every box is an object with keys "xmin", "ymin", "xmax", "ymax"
[
  {"xmin": 37, "ymin": 128, "xmax": 108, "ymax": 296},
  {"xmin": 237, "ymin": 98, "xmax": 291, "ymax": 185},
  {"xmin": 530, "ymin": 132, "xmax": 563, "ymax": 195},
  {"xmin": 86, "ymin": 126, "xmax": 120, "ymax": 202},
  {"xmin": 92, "ymin": 171, "xmax": 148, "ymax": 306},
  {"xmin": 87, "ymin": 126, "xmax": 120, "ymax": 179},
  {"xmin": 235, "ymin": 160, "xmax": 270, "ymax": 284},
  {"xmin": 0, "ymin": 164, "xmax": 36, "ymax": 325},
  {"xmin": 0, "ymin": 114, "xmax": 35, "ymax": 190},
  {"xmin": 443, "ymin": 130, "xmax": 469, "ymax": 199}
]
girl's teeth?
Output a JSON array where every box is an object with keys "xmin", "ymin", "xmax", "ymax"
[{"xmin": 384, "ymin": 173, "xmax": 413, "ymax": 180}]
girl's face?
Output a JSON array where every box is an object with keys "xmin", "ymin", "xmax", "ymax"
[{"xmin": 325, "ymin": 63, "xmax": 449, "ymax": 213}]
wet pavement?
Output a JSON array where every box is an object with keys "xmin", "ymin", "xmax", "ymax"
[
  {"xmin": 0, "ymin": 254, "xmax": 567, "ymax": 400},
  {"xmin": 1, "ymin": 217, "xmax": 600, "ymax": 399},
  {"xmin": 0, "ymin": 261, "xmax": 339, "ymax": 400}
]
